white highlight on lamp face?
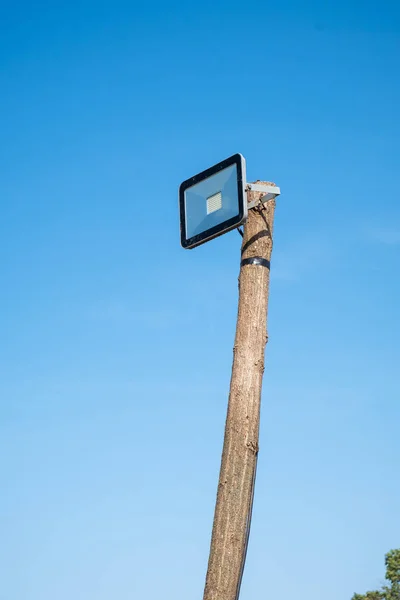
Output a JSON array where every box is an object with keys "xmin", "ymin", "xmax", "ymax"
[{"xmin": 206, "ymin": 191, "xmax": 222, "ymax": 215}]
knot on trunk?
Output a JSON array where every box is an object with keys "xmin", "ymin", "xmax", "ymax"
[{"xmin": 246, "ymin": 440, "xmax": 259, "ymax": 455}]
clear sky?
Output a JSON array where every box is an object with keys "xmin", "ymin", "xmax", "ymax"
[{"xmin": 1, "ymin": 1, "xmax": 399, "ymax": 599}]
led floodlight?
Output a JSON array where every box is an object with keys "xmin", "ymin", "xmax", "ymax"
[{"xmin": 179, "ymin": 154, "xmax": 247, "ymax": 249}]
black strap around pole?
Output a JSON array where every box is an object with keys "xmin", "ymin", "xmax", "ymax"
[{"xmin": 240, "ymin": 257, "xmax": 270, "ymax": 269}]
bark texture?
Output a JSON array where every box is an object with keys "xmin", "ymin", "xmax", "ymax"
[{"xmin": 203, "ymin": 182, "xmax": 277, "ymax": 600}]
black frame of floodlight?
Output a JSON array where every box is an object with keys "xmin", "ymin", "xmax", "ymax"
[{"xmin": 179, "ymin": 153, "xmax": 247, "ymax": 249}]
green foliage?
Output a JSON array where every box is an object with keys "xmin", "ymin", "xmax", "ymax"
[
  {"xmin": 352, "ymin": 593, "xmax": 384, "ymax": 600},
  {"xmin": 386, "ymin": 550, "xmax": 400, "ymax": 587},
  {"xmin": 352, "ymin": 550, "xmax": 400, "ymax": 600}
]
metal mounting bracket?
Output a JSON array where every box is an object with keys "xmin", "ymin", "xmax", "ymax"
[{"xmin": 246, "ymin": 183, "xmax": 281, "ymax": 210}]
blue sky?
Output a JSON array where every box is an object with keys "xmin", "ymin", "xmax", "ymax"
[{"xmin": 1, "ymin": 1, "xmax": 399, "ymax": 599}]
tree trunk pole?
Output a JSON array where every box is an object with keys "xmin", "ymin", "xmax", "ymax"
[{"xmin": 203, "ymin": 182, "xmax": 277, "ymax": 600}]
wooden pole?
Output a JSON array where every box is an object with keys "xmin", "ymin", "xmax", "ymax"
[{"xmin": 203, "ymin": 182, "xmax": 277, "ymax": 600}]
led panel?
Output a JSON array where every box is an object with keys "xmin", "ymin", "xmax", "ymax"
[{"xmin": 179, "ymin": 154, "xmax": 247, "ymax": 249}]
